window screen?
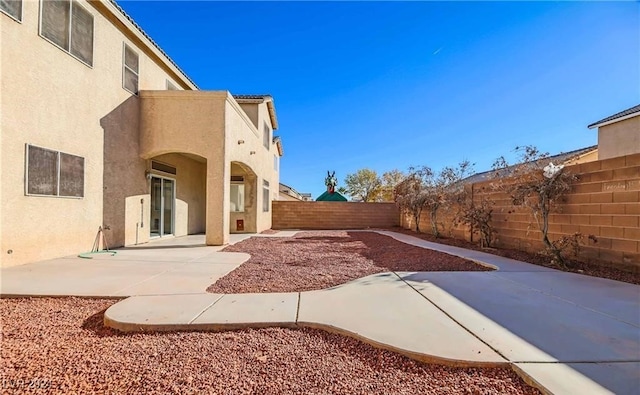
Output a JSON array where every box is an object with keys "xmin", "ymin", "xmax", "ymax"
[
  {"xmin": 40, "ymin": 0, "xmax": 93, "ymax": 66},
  {"xmin": 41, "ymin": 0, "xmax": 70, "ymax": 50},
  {"xmin": 1, "ymin": 0, "xmax": 22, "ymax": 21},
  {"xmin": 123, "ymin": 44, "xmax": 139, "ymax": 94},
  {"xmin": 166, "ymin": 80, "xmax": 178, "ymax": 90},
  {"xmin": 69, "ymin": 1, "xmax": 93, "ymax": 66},
  {"xmin": 59, "ymin": 152, "xmax": 84, "ymax": 197},
  {"xmin": 26, "ymin": 145, "xmax": 84, "ymax": 197},
  {"xmin": 27, "ymin": 145, "xmax": 58, "ymax": 196}
]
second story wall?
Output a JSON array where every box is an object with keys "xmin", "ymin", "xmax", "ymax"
[{"xmin": 1, "ymin": 0, "xmax": 194, "ymax": 266}]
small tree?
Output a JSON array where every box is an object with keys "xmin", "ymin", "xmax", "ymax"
[
  {"xmin": 379, "ymin": 169, "xmax": 405, "ymax": 202},
  {"xmin": 492, "ymin": 146, "xmax": 579, "ymax": 265},
  {"xmin": 394, "ymin": 166, "xmax": 432, "ymax": 233},
  {"xmin": 422, "ymin": 161, "xmax": 474, "ymax": 238},
  {"xmin": 343, "ymin": 168, "xmax": 382, "ymax": 202},
  {"xmin": 455, "ymin": 195, "xmax": 495, "ymax": 248}
]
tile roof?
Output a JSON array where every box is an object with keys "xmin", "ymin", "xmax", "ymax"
[
  {"xmin": 588, "ymin": 104, "xmax": 640, "ymax": 129},
  {"xmin": 232, "ymin": 94, "xmax": 274, "ymax": 100},
  {"xmin": 461, "ymin": 145, "xmax": 598, "ymax": 185}
]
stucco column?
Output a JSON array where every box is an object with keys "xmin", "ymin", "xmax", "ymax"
[{"xmin": 205, "ymin": 160, "xmax": 230, "ymax": 245}]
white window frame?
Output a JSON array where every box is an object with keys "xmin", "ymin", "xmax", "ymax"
[
  {"xmin": 24, "ymin": 144, "xmax": 84, "ymax": 199},
  {"xmin": 38, "ymin": 0, "xmax": 94, "ymax": 67},
  {"xmin": 263, "ymin": 123, "xmax": 270, "ymax": 150},
  {"xmin": 122, "ymin": 43, "xmax": 139, "ymax": 95},
  {"xmin": 149, "ymin": 174, "xmax": 176, "ymax": 238},
  {"xmin": 230, "ymin": 182, "xmax": 245, "ymax": 213},
  {"xmin": 262, "ymin": 180, "xmax": 270, "ymax": 212},
  {"xmin": 1, "ymin": 0, "xmax": 23, "ymax": 22}
]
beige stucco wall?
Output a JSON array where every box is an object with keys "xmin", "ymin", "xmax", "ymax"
[
  {"xmin": 238, "ymin": 103, "xmax": 259, "ymax": 130},
  {"xmin": 139, "ymin": 90, "xmax": 228, "ymax": 245},
  {"xmin": 598, "ymin": 116, "xmax": 640, "ymax": 160},
  {"xmin": 225, "ymin": 99, "xmax": 279, "ymax": 234},
  {"xmin": 1, "ymin": 0, "xmax": 195, "ymax": 266}
]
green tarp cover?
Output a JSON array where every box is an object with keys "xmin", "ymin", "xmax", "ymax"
[{"xmin": 316, "ymin": 191, "xmax": 348, "ymax": 201}]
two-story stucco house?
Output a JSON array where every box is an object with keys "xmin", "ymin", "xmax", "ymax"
[{"xmin": 1, "ymin": 0, "xmax": 283, "ymax": 267}]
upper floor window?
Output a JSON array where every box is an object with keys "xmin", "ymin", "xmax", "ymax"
[
  {"xmin": 40, "ymin": 0, "xmax": 94, "ymax": 66},
  {"xmin": 274, "ymin": 154, "xmax": 279, "ymax": 172},
  {"xmin": 26, "ymin": 144, "xmax": 84, "ymax": 198},
  {"xmin": 123, "ymin": 44, "xmax": 139, "ymax": 94},
  {"xmin": 263, "ymin": 123, "xmax": 270, "ymax": 150},
  {"xmin": 1, "ymin": 0, "xmax": 22, "ymax": 21}
]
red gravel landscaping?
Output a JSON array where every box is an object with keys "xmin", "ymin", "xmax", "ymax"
[
  {"xmin": 208, "ymin": 231, "xmax": 490, "ymax": 294},
  {"xmin": 0, "ymin": 298, "xmax": 541, "ymax": 395}
]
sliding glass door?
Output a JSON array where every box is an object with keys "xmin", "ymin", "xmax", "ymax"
[{"xmin": 150, "ymin": 176, "xmax": 174, "ymax": 238}]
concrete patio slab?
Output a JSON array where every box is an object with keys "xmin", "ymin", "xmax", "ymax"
[
  {"xmin": 192, "ymin": 292, "xmax": 298, "ymax": 328},
  {"xmin": 104, "ymin": 293, "xmax": 224, "ymax": 331},
  {"xmin": 491, "ymin": 271, "xmax": 640, "ymax": 327},
  {"xmin": 112, "ymin": 263, "xmax": 241, "ymax": 296},
  {"xmin": 514, "ymin": 362, "xmax": 640, "ymax": 395},
  {"xmin": 297, "ymin": 272, "xmax": 506, "ymax": 366},
  {"xmin": 1, "ymin": 252, "xmax": 248, "ymax": 297},
  {"xmin": 84, "ymin": 247, "xmax": 216, "ymax": 262},
  {"xmin": 400, "ymin": 271, "xmax": 640, "ymax": 363}
]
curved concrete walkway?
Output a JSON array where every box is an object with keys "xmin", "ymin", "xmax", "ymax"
[{"xmin": 2, "ymin": 230, "xmax": 639, "ymax": 394}]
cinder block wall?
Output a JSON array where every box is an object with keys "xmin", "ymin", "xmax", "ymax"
[
  {"xmin": 273, "ymin": 201, "xmax": 399, "ymax": 230},
  {"xmin": 402, "ymin": 154, "xmax": 640, "ymax": 271}
]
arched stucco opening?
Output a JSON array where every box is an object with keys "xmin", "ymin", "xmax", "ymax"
[{"xmin": 230, "ymin": 161, "xmax": 258, "ymax": 233}]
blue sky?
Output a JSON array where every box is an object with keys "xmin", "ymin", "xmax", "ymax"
[{"xmin": 118, "ymin": 1, "xmax": 639, "ymax": 199}]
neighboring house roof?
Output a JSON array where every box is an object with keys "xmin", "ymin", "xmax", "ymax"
[
  {"xmin": 279, "ymin": 183, "xmax": 310, "ymax": 201},
  {"xmin": 233, "ymin": 94, "xmax": 279, "ymax": 130},
  {"xmin": 279, "ymin": 182, "xmax": 299, "ymax": 195},
  {"xmin": 461, "ymin": 145, "xmax": 598, "ymax": 185},
  {"xmin": 108, "ymin": 0, "xmax": 198, "ymax": 89},
  {"xmin": 588, "ymin": 104, "xmax": 640, "ymax": 129}
]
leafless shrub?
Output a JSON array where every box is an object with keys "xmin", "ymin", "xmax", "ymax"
[
  {"xmin": 455, "ymin": 196, "xmax": 495, "ymax": 248},
  {"xmin": 544, "ymin": 233, "xmax": 598, "ymax": 268},
  {"xmin": 491, "ymin": 146, "xmax": 579, "ymax": 265}
]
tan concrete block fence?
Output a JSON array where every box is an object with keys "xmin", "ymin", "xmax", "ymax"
[
  {"xmin": 401, "ymin": 154, "xmax": 640, "ymax": 272},
  {"xmin": 272, "ymin": 201, "xmax": 399, "ymax": 230}
]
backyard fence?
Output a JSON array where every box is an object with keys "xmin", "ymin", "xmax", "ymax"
[
  {"xmin": 401, "ymin": 153, "xmax": 640, "ymax": 272},
  {"xmin": 272, "ymin": 201, "xmax": 399, "ymax": 230}
]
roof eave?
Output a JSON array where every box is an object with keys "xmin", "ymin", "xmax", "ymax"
[
  {"xmin": 266, "ymin": 100, "xmax": 279, "ymax": 130},
  {"xmin": 588, "ymin": 111, "xmax": 640, "ymax": 129},
  {"xmin": 273, "ymin": 136, "xmax": 284, "ymax": 156},
  {"xmin": 97, "ymin": 0, "xmax": 198, "ymax": 90}
]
